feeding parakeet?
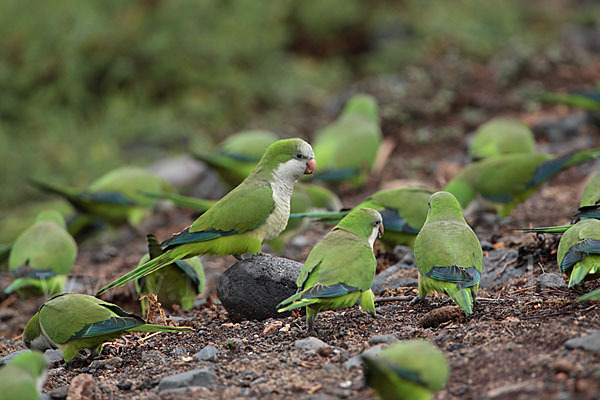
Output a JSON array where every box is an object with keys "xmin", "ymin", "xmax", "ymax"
[
  {"xmin": 30, "ymin": 166, "xmax": 174, "ymax": 229},
  {"xmin": 136, "ymin": 234, "xmax": 205, "ymax": 315},
  {"xmin": 277, "ymin": 207, "xmax": 383, "ymax": 335},
  {"xmin": 557, "ymin": 219, "xmax": 600, "ymax": 287},
  {"xmin": 0, "ymin": 351, "xmax": 48, "ymax": 400},
  {"xmin": 445, "ymin": 148, "xmax": 600, "ymax": 217},
  {"xmin": 291, "ymin": 186, "xmax": 431, "ymax": 251},
  {"xmin": 193, "ymin": 130, "xmax": 279, "ymax": 188},
  {"xmin": 310, "ymin": 94, "xmax": 382, "ymax": 187},
  {"xmin": 97, "ymin": 138, "xmax": 317, "ymax": 295},
  {"xmin": 362, "ymin": 340, "xmax": 450, "ymax": 400},
  {"xmin": 468, "ymin": 117, "xmax": 536, "ymax": 160},
  {"xmin": 23, "ymin": 293, "xmax": 192, "ymax": 363},
  {"xmin": 414, "ymin": 192, "xmax": 482, "ymax": 315},
  {"xmin": 5, "ymin": 210, "xmax": 77, "ymax": 297}
]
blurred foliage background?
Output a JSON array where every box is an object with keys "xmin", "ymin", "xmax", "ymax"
[{"xmin": 1, "ymin": 0, "xmax": 599, "ymax": 214}]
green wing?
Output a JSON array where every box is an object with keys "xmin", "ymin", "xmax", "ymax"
[
  {"xmin": 580, "ymin": 169, "xmax": 600, "ymax": 208},
  {"xmin": 39, "ymin": 294, "xmax": 144, "ymax": 344}
]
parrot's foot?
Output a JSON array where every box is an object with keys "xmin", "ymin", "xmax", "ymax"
[{"xmin": 234, "ymin": 254, "xmax": 243, "ymax": 261}]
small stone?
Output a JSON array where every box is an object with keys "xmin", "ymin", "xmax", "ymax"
[
  {"xmin": 339, "ymin": 380, "xmax": 352, "ymax": 389},
  {"xmin": 263, "ymin": 321, "xmax": 283, "ymax": 335},
  {"xmin": 368, "ymin": 334, "xmax": 398, "ymax": 345},
  {"xmin": 225, "ymin": 338, "xmax": 243, "ymax": 352},
  {"xmin": 171, "ymin": 347, "xmax": 188, "ymax": 356},
  {"xmin": 158, "ymin": 368, "xmax": 218, "ymax": 392},
  {"xmin": 550, "ymin": 359, "xmax": 576, "ymax": 373},
  {"xmin": 142, "ymin": 350, "xmax": 167, "ymax": 362},
  {"xmin": 317, "ymin": 346, "xmax": 333, "ymax": 357},
  {"xmin": 535, "ymin": 273, "xmax": 567, "ymax": 292},
  {"xmin": 343, "ymin": 345, "xmax": 384, "ymax": 369},
  {"xmin": 565, "ymin": 330, "xmax": 600, "ymax": 352},
  {"xmin": 67, "ymin": 374, "xmax": 100, "ymax": 400},
  {"xmin": 480, "ymin": 241, "xmax": 495, "ymax": 251},
  {"xmin": 44, "ymin": 349, "xmax": 64, "ymax": 364},
  {"xmin": 49, "ymin": 385, "xmax": 69, "ymax": 400},
  {"xmin": 195, "ymin": 345, "xmax": 218, "ymax": 362},
  {"xmin": 294, "ymin": 337, "xmax": 330, "ymax": 351},
  {"xmin": 99, "ymin": 357, "xmax": 122, "ymax": 367},
  {"xmin": 401, "ymin": 252, "xmax": 415, "ymax": 266},
  {"xmin": 217, "ymin": 255, "xmax": 303, "ymax": 322},
  {"xmin": 117, "ymin": 380, "xmax": 133, "ymax": 391}
]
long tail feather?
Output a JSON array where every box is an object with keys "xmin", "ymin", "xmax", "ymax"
[
  {"xmin": 568, "ymin": 264, "xmax": 598, "ymax": 287},
  {"xmin": 446, "ymin": 286, "xmax": 474, "ymax": 315},
  {"xmin": 129, "ymin": 324, "xmax": 192, "ymax": 333},
  {"xmin": 140, "ymin": 191, "xmax": 216, "ymax": 213},
  {"xmin": 514, "ymin": 224, "xmax": 573, "ymax": 234},
  {"xmin": 289, "ymin": 210, "xmax": 347, "ymax": 221},
  {"xmin": 97, "ymin": 251, "xmax": 185, "ymax": 295},
  {"xmin": 29, "ymin": 178, "xmax": 77, "ymax": 200},
  {"xmin": 277, "ymin": 297, "xmax": 318, "ymax": 313}
]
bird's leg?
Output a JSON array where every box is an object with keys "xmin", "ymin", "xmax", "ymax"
[
  {"xmin": 233, "ymin": 254, "xmax": 243, "ymax": 261},
  {"xmin": 306, "ymin": 308, "xmax": 317, "ymax": 337}
]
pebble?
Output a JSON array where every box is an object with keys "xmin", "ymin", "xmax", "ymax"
[
  {"xmin": 117, "ymin": 380, "xmax": 133, "ymax": 391},
  {"xmin": 565, "ymin": 330, "xmax": 600, "ymax": 352},
  {"xmin": 195, "ymin": 345, "xmax": 218, "ymax": 362},
  {"xmin": 49, "ymin": 385, "xmax": 69, "ymax": 400},
  {"xmin": 343, "ymin": 345, "xmax": 384, "ymax": 369},
  {"xmin": 171, "ymin": 347, "xmax": 188, "ymax": 356},
  {"xmin": 141, "ymin": 350, "xmax": 167, "ymax": 363},
  {"xmin": 44, "ymin": 349, "xmax": 64, "ymax": 364},
  {"xmin": 535, "ymin": 273, "xmax": 567, "ymax": 292},
  {"xmin": 368, "ymin": 334, "xmax": 398, "ymax": 345},
  {"xmin": 158, "ymin": 368, "xmax": 218, "ymax": 392},
  {"xmin": 67, "ymin": 374, "xmax": 100, "ymax": 400},
  {"xmin": 294, "ymin": 337, "xmax": 330, "ymax": 351}
]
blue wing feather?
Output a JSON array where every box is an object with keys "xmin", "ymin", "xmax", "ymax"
[{"xmin": 425, "ymin": 266, "xmax": 480, "ymax": 289}]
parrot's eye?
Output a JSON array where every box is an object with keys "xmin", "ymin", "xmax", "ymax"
[{"xmin": 295, "ymin": 153, "xmax": 304, "ymax": 159}]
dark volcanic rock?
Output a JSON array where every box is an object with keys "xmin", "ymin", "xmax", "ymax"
[
  {"xmin": 158, "ymin": 368, "xmax": 217, "ymax": 392},
  {"xmin": 217, "ymin": 255, "xmax": 303, "ymax": 322},
  {"xmin": 535, "ymin": 273, "xmax": 567, "ymax": 292}
]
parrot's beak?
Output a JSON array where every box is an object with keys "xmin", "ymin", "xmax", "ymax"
[
  {"xmin": 378, "ymin": 223, "xmax": 384, "ymax": 238},
  {"xmin": 304, "ymin": 159, "xmax": 317, "ymax": 176}
]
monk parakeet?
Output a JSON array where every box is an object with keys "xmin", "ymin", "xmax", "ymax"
[
  {"xmin": 23, "ymin": 293, "xmax": 192, "ymax": 363},
  {"xmin": 30, "ymin": 166, "xmax": 174, "ymax": 228},
  {"xmin": 0, "ymin": 351, "xmax": 48, "ymax": 400},
  {"xmin": 136, "ymin": 234, "xmax": 205, "ymax": 315},
  {"xmin": 291, "ymin": 186, "xmax": 432, "ymax": 251},
  {"xmin": 277, "ymin": 207, "xmax": 383, "ymax": 334},
  {"xmin": 445, "ymin": 148, "xmax": 600, "ymax": 217},
  {"xmin": 362, "ymin": 340, "xmax": 450, "ymax": 400},
  {"xmin": 468, "ymin": 117, "xmax": 535, "ymax": 160},
  {"xmin": 5, "ymin": 210, "xmax": 77, "ymax": 297},
  {"xmin": 193, "ymin": 130, "xmax": 279, "ymax": 188},
  {"xmin": 311, "ymin": 94, "xmax": 382, "ymax": 187},
  {"xmin": 557, "ymin": 219, "xmax": 600, "ymax": 287},
  {"xmin": 97, "ymin": 138, "xmax": 317, "ymax": 295},
  {"xmin": 414, "ymin": 192, "xmax": 482, "ymax": 315}
]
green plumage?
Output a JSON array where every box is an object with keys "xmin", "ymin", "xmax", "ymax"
[
  {"xmin": 0, "ymin": 351, "xmax": 48, "ymax": 400},
  {"xmin": 136, "ymin": 235, "xmax": 205, "ymax": 315},
  {"xmin": 557, "ymin": 219, "xmax": 600, "ymax": 287},
  {"xmin": 578, "ymin": 287, "xmax": 600, "ymax": 302},
  {"xmin": 311, "ymin": 94, "xmax": 382, "ymax": 187},
  {"xmin": 468, "ymin": 117, "xmax": 535, "ymax": 160},
  {"xmin": 97, "ymin": 138, "xmax": 316, "ymax": 295},
  {"xmin": 277, "ymin": 208, "xmax": 382, "ymax": 334},
  {"xmin": 6, "ymin": 211, "xmax": 77, "ymax": 297},
  {"xmin": 31, "ymin": 166, "xmax": 174, "ymax": 227},
  {"xmin": 414, "ymin": 192, "xmax": 483, "ymax": 315},
  {"xmin": 23, "ymin": 293, "xmax": 191, "ymax": 363},
  {"xmin": 445, "ymin": 148, "xmax": 600, "ymax": 217},
  {"xmin": 193, "ymin": 130, "xmax": 279, "ymax": 188},
  {"xmin": 362, "ymin": 340, "xmax": 450, "ymax": 400}
]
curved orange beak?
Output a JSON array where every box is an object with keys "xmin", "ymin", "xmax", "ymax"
[
  {"xmin": 304, "ymin": 159, "xmax": 317, "ymax": 175},
  {"xmin": 378, "ymin": 223, "xmax": 384, "ymax": 238}
]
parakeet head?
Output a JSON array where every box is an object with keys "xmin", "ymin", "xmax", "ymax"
[
  {"xmin": 23, "ymin": 312, "xmax": 55, "ymax": 352},
  {"xmin": 8, "ymin": 351, "xmax": 48, "ymax": 380},
  {"xmin": 342, "ymin": 94, "xmax": 379, "ymax": 122},
  {"xmin": 255, "ymin": 138, "xmax": 316, "ymax": 182},
  {"xmin": 426, "ymin": 191, "xmax": 465, "ymax": 222},
  {"xmin": 34, "ymin": 210, "xmax": 66, "ymax": 228},
  {"xmin": 336, "ymin": 207, "xmax": 383, "ymax": 248}
]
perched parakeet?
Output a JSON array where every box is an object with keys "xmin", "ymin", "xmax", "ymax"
[
  {"xmin": 5, "ymin": 211, "xmax": 77, "ymax": 297},
  {"xmin": 277, "ymin": 208, "xmax": 383, "ymax": 334},
  {"xmin": 136, "ymin": 234, "xmax": 205, "ymax": 315},
  {"xmin": 0, "ymin": 351, "xmax": 48, "ymax": 400},
  {"xmin": 468, "ymin": 117, "xmax": 536, "ymax": 160},
  {"xmin": 414, "ymin": 192, "xmax": 482, "ymax": 315},
  {"xmin": 23, "ymin": 293, "xmax": 191, "ymax": 363},
  {"xmin": 193, "ymin": 130, "xmax": 279, "ymax": 188},
  {"xmin": 311, "ymin": 94, "xmax": 382, "ymax": 187},
  {"xmin": 97, "ymin": 139, "xmax": 317, "ymax": 295},
  {"xmin": 557, "ymin": 219, "xmax": 600, "ymax": 287},
  {"xmin": 30, "ymin": 166, "xmax": 174, "ymax": 228},
  {"xmin": 445, "ymin": 148, "xmax": 600, "ymax": 217},
  {"xmin": 291, "ymin": 186, "xmax": 432, "ymax": 251},
  {"xmin": 362, "ymin": 340, "xmax": 450, "ymax": 400}
]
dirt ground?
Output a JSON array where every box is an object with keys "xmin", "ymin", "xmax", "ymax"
[{"xmin": 2, "ymin": 54, "xmax": 600, "ymax": 399}]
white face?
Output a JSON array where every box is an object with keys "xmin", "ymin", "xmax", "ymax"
[
  {"xmin": 275, "ymin": 141, "xmax": 316, "ymax": 183},
  {"xmin": 367, "ymin": 221, "xmax": 380, "ymax": 249}
]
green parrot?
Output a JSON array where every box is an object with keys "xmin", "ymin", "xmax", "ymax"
[
  {"xmin": 23, "ymin": 293, "xmax": 192, "ymax": 363},
  {"xmin": 277, "ymin": 207, "xmax": 383, "ymax": 334},
  {"xmin": 310, "ymin": 94, "xmax": 382, "ymax": 187},
  {"xmin": 97, "ymin": 138, "xmax": 317, "ymax": 295},
  {"xmin": 578, "ymin": 287, "xmax": 600, "ymax": 302},
  {"xmin": 5, "ymin": 210, "xmax": 77, "ymax": 297},
  {"xmin": 445, "ymin": 148, "xmax": 600, "ymax": 217},
  {"xmin": 291, "ymin": 186, "xmax": 432, "ymax": 251},
  {"xmin": 362, "ymin": 340, "xmax": 450, "ymax": 400},
  {"xmin": 135, "ymin": 234, "xmax": 205, "ymax": 315},
  {"xmin": 30, "ymin": 166, "xmax": 174, "ymax": 229},
  {"xmin": 0, "ymin": 351, "xmax": 48, "ymax": 400},
  {"xmin": 468, "ymin": 117, "xmax": 536, "ymax": 160},
  {"xmin": 557, "ymin": 219, "xmax": 600, "ymax": 287},
  {"xmin": 193, "ymin": 130, "xmax": 279, "ymax": 188},
  {"xmin": 414, "ymin": 192, "xmax": 482, "ymax": 315}
]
